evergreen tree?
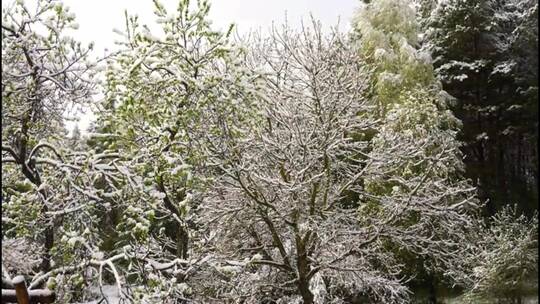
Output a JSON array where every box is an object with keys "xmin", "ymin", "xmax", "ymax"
[{"xmin": 425, "ymin": 0, "xmax": 538, "ymax": 215}]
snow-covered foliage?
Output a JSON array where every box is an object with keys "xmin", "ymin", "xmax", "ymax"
[
  {"xmin": 424, "ymin": 0, "xmax": 496, "ymax": 83},
  {"xmin": 83, "ymin": 0, "xmax": 262, "ymax": 301},
  {"xmin": 1, "ymin": 0, "xmax": 536, "ymax": 303},
  {"xmin": 201, "ymin": 20, "xmax": 412, "ymax": 303},
  {"xmin": 449, "ymin": 206, "xmax": 538, "ymax": 303},
  {"xmin": 353, "ymin": 0, "xmax": 440, "ymax": 116},
  {"xmin": 424, "ymin": 0, "xmax": 538, "ymax": 213},
  {"xmin": 1, "ymin": 0, "xmax": 102, "ymax": 272},
  {"xmin": 1, "ymin": 1, "xmax": 147, "ymax": 302},
  {"xmin": 2, "ymin": 238, "xmax": 41, "ymax": 275},
  {"xmin": 196, "ymin": 9, "xmax": 486, "ymax": 300},
  {"xmin": 351, "ymin": 0, "xmax": 484, "ymax": 292},
  {"xmin": 2, "ymin": 0, "xmax": 204, "ymax": 302}
]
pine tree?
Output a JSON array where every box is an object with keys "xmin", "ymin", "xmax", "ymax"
[{"xmin": 425, "ymin": 0, "xmax": 538, "ymax": 215}]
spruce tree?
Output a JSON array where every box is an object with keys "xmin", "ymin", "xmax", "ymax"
[{"xmin": 425, "ymin": 0, "xmax": 538, "ymax": 215}]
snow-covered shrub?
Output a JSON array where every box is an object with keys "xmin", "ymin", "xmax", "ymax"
[{"xmin": 452, "ymin": 206, "xmax": 538, "ymax": 303}]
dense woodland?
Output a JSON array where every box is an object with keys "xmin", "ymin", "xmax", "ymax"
[{"xmin": 1, "ymin": 0, "xmax": 538, "ymax": 303}]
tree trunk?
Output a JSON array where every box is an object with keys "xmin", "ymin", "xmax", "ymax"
[
  {"xmin": 298, "ymin": 277, "xmax": 314, "ymax": 304},
  {"xmin": 295, "ymin": 231, "xmax": 314, "ymax": 304},
  {"xmin": 177, "ymin": 224, "xmax": 189, "ymax": 259},
  {"xmin": 427, "ymin": 276, "xmax": 437, "ymax": 304},
  {"xmin": 39, "ymin": 227, "xmax": 54, "ymax": 272},
  {"xmin": 17, "ymin": 126, "xmax": 54, "ymax": 273}
]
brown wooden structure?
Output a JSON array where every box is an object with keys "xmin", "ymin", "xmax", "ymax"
[{"xmin": 1, "ymin": 276, "xmax": 55, "ymax": 304}]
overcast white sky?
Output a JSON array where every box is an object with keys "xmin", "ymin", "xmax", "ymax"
[
  {"xmin": 64, "ymin": 0, "xmax": 358, "ymax": 54},
  {"xmin": 6, "ymin": 0, "xmax": 360, "ymax": 133}
]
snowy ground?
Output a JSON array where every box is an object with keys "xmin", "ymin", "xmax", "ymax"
[
  {"xmin": 413, "ymin": 295, "xmax": 539, "ymax": 304},
  {"xmin": 74, "ymin": 285, "xmax": 121, "ymax": 304},
  {"xmin": 74, "ymin": 286, "xmax": 538, "ymax": 304}
]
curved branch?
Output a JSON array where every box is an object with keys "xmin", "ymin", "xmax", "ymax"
[
  {"xmin": 28, "ymin": 142, "xmax": 64, "ymax": 163},
  {"xmin": 1, "ymin": 144, "xmax": 20, "ymax": 163}
]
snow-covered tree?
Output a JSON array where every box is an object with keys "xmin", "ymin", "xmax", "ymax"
[
  {"xmin": 353, "ymin": 0, "xmax": 439, "ymax": 115},
  {"xmin": 2, "ymin": 0, "xmax": 535, "ymax": 302},
  {"xmin": 0, "ymin": 1, "xmax": 133, "ymax": 297},
  {"xmin": 449, "ymin": 206, "xmax": 538, "ymax": 303},
  {"xmin": 425, "ymin": 0, "xmax": 538, "ymax": 214},
  {"xmin": 1, "ymin": 0, "xmax": 99, "ymax": 273},
  {"xmin": 198, "ymin": 13, "xmax": 482, "ymax": 301},
  {"xmin": 352, "ymin": 0, "xmax": 482, "ymax": 296},
  {"xmin": 1, "ymin": 1, "xmax": 185, "ymax": 302},
  {"xmin": 91, "ymin": 0, "xmax": 260, "ymax": 301},
  {"xmin": 202, "ymin": 21, "xmax": 404, "ymax": 303}
]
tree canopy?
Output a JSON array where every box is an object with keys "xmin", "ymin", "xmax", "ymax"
[{"xmin": 1, "ymin": 0, "xmax": 537, "ymax": 303}]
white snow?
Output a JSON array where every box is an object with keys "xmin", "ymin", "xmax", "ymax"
[
  {"xmin": 12, "ymin": 275, "xmax": 25, "ymax": 285},
  {"xmin": 73, "ymin": 285, "xmax": 121, "ymax": 304}
]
